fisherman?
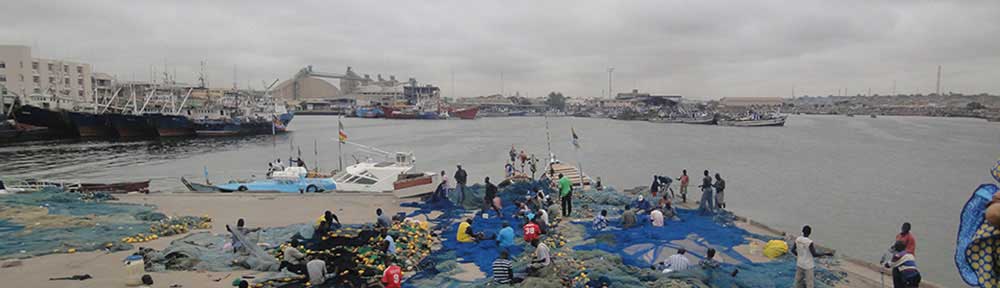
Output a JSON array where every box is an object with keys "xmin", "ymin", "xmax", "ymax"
[
  {"xmin": 381, "ymin": 256, "xmax": 403, "ymax": 288},
  {"xmin": 660, "ymin": 195, "xmax": 680, "ymax": 220},
  {"xmin": 650, "ymin": 175, "xmax": 661, "ymax": 197},
  {"xmin": 279, "ymin": 239, "xmax": 307, "ymax": 274},
  {"xmin": 320, "ymin": 210, "xmax": 341, "ymax": 230},
  {"xmin": 657, "ymin": 175, "xmax": 676, "ymax": 200},
  {"xmin": 505, "ymin": 162, "xmax": 515, "ymax": 177},
  {"xmin": 885, "ymin": 240, "xmax": 921, "ymax": 288},
  {"xmin": 528, "ymin": 238, "xmax": 552, "ymax": 276},
  {"xmin": 660, "ymin": 248, "xmax": 692, "ymax": 273},
  {"xmin": 530, "ymin": 189, "xmax": 546, "ymax": 210},
  {"xmin": 455, "ymin": 164, "xmax": 468, "ymax": 205},
  {"xmin": 383, "ymin": 234, "xmax": 396, "ymax": 255},
  {"xmin": 895, "ymin": 222, "xmax": 916, "ymax": 255},
  {"xmin": 296, "ymin": 157, "xmax": 306, "ymax": 169},
  {"xmin": 497, "ymin": 221, "xmax": 515, "ymax": 248},
  {"xmin": 700, "ymin": 248, "xmax": 721, "ymax": 269},
  {"xmin": 698, "ymin": 170, "xmax": 714, "ymax": 214},
  {"xmin": 632, "ymin": 195, "xmax": 653, "ymax": 214},
  {"xmin": 376, "ymin": 208, "xmax": 392, "ymax": 228},
  {"xmin": 559, "ymin": 173, "xmax": 573, "ymax": 217},
  {"xmin": 593, "ymin": 209, "xmax": 609, "ymax": 231},
  {"xmin": 432, "ymin": 170, "xmax": 450, "ymax": 202},
  {"xmin": 678, "ymin": 170, "xmax": 689, "ymax": 203},
  {"xmin": 650, "ymin": 208, "xmax": 665, "ymax": 227},
  {"xmin": 529, "ymin": 154, "xmax": 538, "ymax": 178},
  {"xmin": 484, "ymin": 177, "xmax": 503, "ymax": 218},
  {"xmin": 457, "ymin": 218, "xmax": 486, "ymax": 243},
  {"xmin": 509, "ymin": 145, "xmax": 517, "ymax": 162},
  {"xmin": 714, "ymin": 173, "xmax": 726, "ymax": 209},
  {"xmin": 516, "ymin": 201, "xmax": 532, "ymax": 222},
  {"xmin": 306, "ymin": 258, "xmax": 328, "ymax": 285},
  {"xmin": 493, "ymin": 250, "xmax": 522, "ymax": 284},
  {"xmin": 226, "ymin": 218, "xmax": 259, "ymax": 254},
  {"xmin": 519, "ymin": 150, "xmax": 528, "ymax": 172},
  {"xmin": 791, "ymin": 225, "xmax": 832, "ymax": 288},
  {"xmin": 536, "ymin": 208, "xmax": 551, "ymax": 231},
  {"xmin": 523, "ymin": 218, "xmax": 542, "ymax": 242},
  {"xmin": 622, "ymin": 204, "xmax": 637, "ymax": 228}
]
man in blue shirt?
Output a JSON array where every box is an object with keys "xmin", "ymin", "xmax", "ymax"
[{"xmin": 496, "ymin": 222, "xmax": 515, "ymax": 248}]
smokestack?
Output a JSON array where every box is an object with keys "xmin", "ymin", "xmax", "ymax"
[{"xmin": 936, "ymin": 65, "xmax": 942, "ymax": 96}]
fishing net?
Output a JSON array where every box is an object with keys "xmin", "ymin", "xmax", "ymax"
[
  {"xmin": 0, "ymin": 188, "xmax": 212, "ymax": 259},
  {"xmin": 142, "ymin": 224, "xmax": 309, "ymax": 272},
  {"xmin": 0, "ymin": 188, "xmax": 173, "ymax": 259}
]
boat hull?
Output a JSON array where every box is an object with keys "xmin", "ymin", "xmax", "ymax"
[
  {"xmin": 107, "ymin": 113, "xmax": 156, "ymax": 137},
  {"xmin": 149, "ymin": 114, "xmax": 195, "ymax": 137},
  {"xmin": 450, "ymin": 107, "xmax": 479, "ymax": 120},
  {"xmin": 194, "ymin": 119, "xmax": 242, "ymax": 136},
  {"xmin": 381, "ymin": 106, "xmax": 418, "ymax": 119},
  {"xmin": 718, "ymin": 118, "xmax": 786, "ymax": 127},
  {"xmin": 66, "ymin": 111, "xmax": 113, "ymax": 137},
  {"xmin": 354, "ymin": 107, "xmax": 384, "ymax": 118},
  {"xmin": 79, "ymin": 180, "xmax": 150, "ymax": 193},
  {"xmin": 13, "ymin": 104, "xmax": 71, "ymax": 133}
]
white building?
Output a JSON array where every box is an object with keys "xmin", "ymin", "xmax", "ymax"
[{"xmin": 0, "ymin": 45, "xmax": 93, "ymax": 100}]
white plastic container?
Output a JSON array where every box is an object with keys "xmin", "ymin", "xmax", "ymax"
[{"xmin": 124, "ymin": 254, "xmax": 144, "ymax": 286}]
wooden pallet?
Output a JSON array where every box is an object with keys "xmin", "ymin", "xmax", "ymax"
[{"xmin": 543, "ymin": 162, "xmax": 591, "ymax": 187}]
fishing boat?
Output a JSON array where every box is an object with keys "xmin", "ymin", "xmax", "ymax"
[
  {"xmin": 449, "ymin": 106, "xmax": 479, "ymax": 120},
  {"xmin": 148, "ymin": 113, "xmax": 195, "ymax": 137},
  {"xmin": 380, "ymin": 106, "xmax": 419, "ymax": 119},
  {"xmin": 12, "ymin": 103, "xmax": 71, "ymax": 134},
  {"xmin": 107, "ymin": 112, "xmax": 157, "ymax": 137},
  {"xmin": 679, "ymin": 117, "xmax": 717, "ymax": 125},
  {"xmin": 718, "ymin": 116, "xmax": 786, "ymax": 127},
  {"xmin": 193, "ymin": 117, "xmax": 242, "ymax": 136},
  {"xmin": 332, "ymin": 151, "xmax": 440, "ymax": 197},
  {"xmin": 181, "ymin": 177, "xmax": 223, "ymax": 192},
  {"xmin": 870, "ymin": 114, "xmax": 878, "ymax": 118},
  {"xmin": 543, "ymin": 162, "xmax": 592, "ymax": 188},
  {"xmin": 647, "ymin": 117, "xmax": 684, "ymax": 124},
  {"xmin": 353, "ymin": 107, "xmax": 384, "ymax": 118},
  {"xmin": 79, "ymin": 180, "xmax": 150, "ymax": 194},
  {"xmin": 66, "ymin": 110, "xmax": 113, "ymax": 137}
]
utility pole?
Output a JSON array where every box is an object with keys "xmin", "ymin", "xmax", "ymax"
[
  {"xmin": 607, "ymin": 67, "xmax": 614, "ymax": 99},
  {"xmin": 892, "ymin": 80, "xmax": 896, "ymax": 96},
  {"xmin": 500, "ymin": 72, "xmax": 504, "ymax": 97},
  {"xmin": 935, "ymin": 65, "xmax": 942, "ymax": 96}
]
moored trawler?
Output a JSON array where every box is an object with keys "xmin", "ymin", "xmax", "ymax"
[
  {"xmin": 147, "ymin": 113, "xmax": 195, "ymax": 137},
  {"xmin": 66, "ymin": 110, "xmax": 113, "ymax": 137},
  {"xmin": 12, "ymin": 103, "xmax": 72, "ymax": 134},
  {"xmin": 107, "ymin": 113, "xmax": 157, "ymax": 137}
]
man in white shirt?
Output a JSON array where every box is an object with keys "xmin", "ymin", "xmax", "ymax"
[
  {"xmin": 650, "ymin": 208, "xmax": 665, "ymax": 227},
  {"xmin": 660, "ymin": 248, "xmax": 692, "ymax": 273},
  {"xmin": 791, "ymin": 225, "xmax": 831, "ymax": 288},
  {"xmin": 306, "ymin": 259, "xmax": 327, "ymax": 285},
  {"xmin": 528, "ymin": 238, "xmax": 551, "ymax": 276}
]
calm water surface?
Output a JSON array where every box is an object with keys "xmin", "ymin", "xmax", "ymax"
[{"xmin": 2, "ymin": 115, "xmax": 998, "ymax": 286}]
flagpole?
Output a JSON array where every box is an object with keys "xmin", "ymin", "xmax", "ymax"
[
  {"xmin": 314, "ymin": 138, "xmax": 319, "ymax": 173},
  {"xmin": 338, "ymin": 116, "xmax": 344, "ymax": 171},
  {"xmin": 573, "ymin": 127, "xmax": 584, "ymax": 186}
]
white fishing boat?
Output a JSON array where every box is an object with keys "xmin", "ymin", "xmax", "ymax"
[
  {"xmin": 332, "ymin": 144, "xmax": 440, "ymax": 198},
  {"xmin": 718, "ymin": 116, "xmax": 786, "ymax": 127}
]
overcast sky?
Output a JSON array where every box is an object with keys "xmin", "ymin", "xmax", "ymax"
[{"xmin": 3, "ymin": 0, "xmax": 999, "ymax": 99}]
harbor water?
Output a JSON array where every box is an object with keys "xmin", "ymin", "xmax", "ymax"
[{"xmin": 1, "ymin": 115, "xmax": 997, "ymax": 286}]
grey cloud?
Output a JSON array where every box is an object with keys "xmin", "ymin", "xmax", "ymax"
[{"xmin": 1, "ymin": 0, "xmax": 997, "ymax": 99}]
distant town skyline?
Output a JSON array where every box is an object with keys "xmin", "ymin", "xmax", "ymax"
[{"xmin": 2, "ymin": 1, "xmax": 998, "ymax": 99}]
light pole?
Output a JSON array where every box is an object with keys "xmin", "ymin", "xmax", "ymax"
[{"xmin": 607, "ymin": 67, "xmax": 614, "ymax": 98}]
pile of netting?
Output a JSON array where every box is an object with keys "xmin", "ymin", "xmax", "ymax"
[
  {"xmin": 142, "ymin": 219, "xmax": 437, "ymax": 288},
  {"xmin": 0, "ymin": 187, "xmax": 186, "ymax": 258},
  {"xmin": 573, "ymin": 187, "xmax": 847, "ymax": 287}
]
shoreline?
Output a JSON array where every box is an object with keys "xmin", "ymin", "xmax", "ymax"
[{"xmin": 0, "ymin": 188, "xmax": 947, "ymax": 287}]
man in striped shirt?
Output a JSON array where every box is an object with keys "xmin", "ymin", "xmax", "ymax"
[
  {"xmin": 659, "ymin": 248, "xmax": 692, "ymax": 273},
  {"xmin": 492, "ymin": 250, "xmax": 522, "ymax": 284}
]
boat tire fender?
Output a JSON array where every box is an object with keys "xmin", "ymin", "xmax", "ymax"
[{"xmin": 237, "ymin": 185, "xmax": 248, "ymax": 192}]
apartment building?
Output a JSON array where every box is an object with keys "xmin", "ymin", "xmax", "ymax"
[{"xmin": 0, "ymin": 45, "xmax": 93, "ymax": 100}]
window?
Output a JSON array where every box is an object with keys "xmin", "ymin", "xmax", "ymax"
[
  {"xmin": 78, "ymin": 90, "xmax": 83, "ymax": 97},
  {"xmin": 32, "ymin": 62, "xmax": 38, "ymax": 70},
  {"xmin": 0, "ymin": 61, "xmax": 5, "ymax": 68},
  {"xmin": 77, "ymin": 78, "xmax": 83, "ymax": 85},
  {"xmin": 48, "ymin": 63, "xmax": 53, "ymax": 71},
  {"xmin": 64, "ymin": 78, "xmax": 69, "ymax": 85},
  {"xmin": 33, "ymin": 75, "xmax": 39, "ymax": 83},
  {"xmin": 0, "ymin": 75, "xmax": 5, "ymax": 82},
  {"xmin": 19, "ymin": 74, "xmax": 24, "ymax": 81},
  {"xmin": 63, "ymin": 65, "xmax": 68, "ymax": 73},
  {"xmin": 49, "ymin": 77, "xmax": 55, "ymax": 84},
  {"xmin": 1, "ymin": 87, "xmax": 6, "ymax": 95},
  {"xmin": 77, "ymin": 66, "xmax": 82, "ymax": 73},
  {"xmin": 33, "ymin": 88, "xmax": 40, "ymax": 93}
]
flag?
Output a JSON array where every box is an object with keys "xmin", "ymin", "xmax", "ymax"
[
  {"xmin": 571, "ymin": 128, "xmax": 580, "ymax": 149},
  {"xmin": 338, "ymin": 120, "xmax": 348, "ymax": 143}
]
